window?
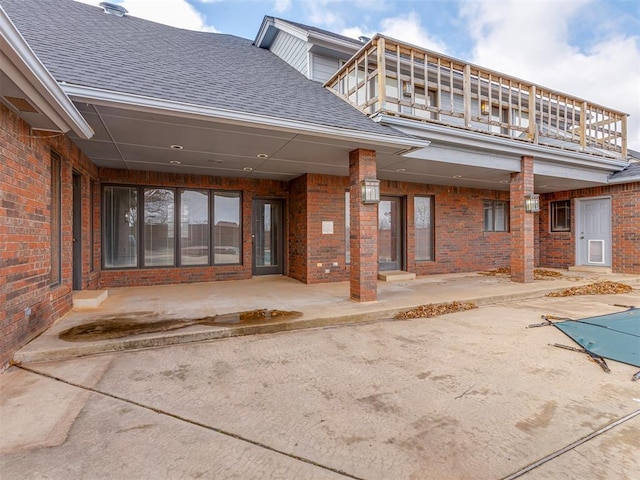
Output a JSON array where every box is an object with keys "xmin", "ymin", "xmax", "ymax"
[
  {"xmin": 414, "ymin": 196, "xmax": 434, "ymax": 261},
  {"xmin": 103, "ymin": 186, "xmax": 242, "ymax": 269},
  {"xmin": 50, "ymin": 152, "xmax": 62, "ymax": 285},
  {"xmin": 550, "ymin": 200, "xmax": 571, "ymax": 232},
  {"xmin": 345, "ymin": 191, "xmax": 350, "ymax": 264},
  {"xmin": 144, "ymin": 188, "xmax": 175, "ymax": 266},
  {"xmin": 213, "ymin": 192, "xmax": 241, "ymax": 264},
  {"xmin": 103, "ymin": 186, "xmax": 138, "ymax": 268},
  {"xmin": 483, "ymin": 200, "xmax": 508, "ymax": 232},
  {"xmin": 181, "ymin": 190, "xmax": 209, "ymax": 265}
]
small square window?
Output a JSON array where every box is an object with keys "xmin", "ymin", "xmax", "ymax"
[
  {"xmin": 483, "ymin": 200, "xmax": 509, "ymax": 232},
  {"xmin": 550, "ymin": 200, "xmax": 571, "ymax": 232}
]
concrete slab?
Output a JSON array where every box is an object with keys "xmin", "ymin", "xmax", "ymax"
[
  {"xmin": 13, "ymin": 270, "xmax": 640, "ymax": 364},
  {"xmin": 2, "ymin": 292, "xmax": 639, "ymax": 479},
  {"xmin": 378, "ymin": 270, "xmax": 417, "ymax": 282},
  {"xmin": 72, "ymin": 290, "xmax": 108, "ymax": 309}
]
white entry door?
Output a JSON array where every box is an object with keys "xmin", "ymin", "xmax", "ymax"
[{"xmin": 576, "ymin": 198, "xmax": 612, "ymax": 266}]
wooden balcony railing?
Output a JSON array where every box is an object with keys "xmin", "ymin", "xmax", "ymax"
[{"xmin": 325, "ymin": 35, "xmax": 628, "ymax": 158}]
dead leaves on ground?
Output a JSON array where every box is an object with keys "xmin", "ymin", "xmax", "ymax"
[
  {"xmin": 546, "ymin": 281, "xmax": 633, "ymax": 297},
  {"xmin": 395, "ymin": 301, "xmax": 477, "ymax": 320},
  {"xmin": 479, "ymin": 268, "xmax": 564, "ymax": 280}
]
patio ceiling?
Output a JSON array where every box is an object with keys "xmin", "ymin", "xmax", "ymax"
[{"xmin": 67, "ymin": 101, "xmax": 615, "ymax": 194}]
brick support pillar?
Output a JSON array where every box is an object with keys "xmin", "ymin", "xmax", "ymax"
[
  {"xmin": 349, "ymin": 149, "xmax": 378, "ymax": 302},
  {"xmin": 510, "ymin": 155, "xmax": 535, "ymax": 283}
]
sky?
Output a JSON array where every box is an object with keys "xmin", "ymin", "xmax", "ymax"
[{"xmin": 75, "ymin": 0, "xmax": 640, "ymax": 152}]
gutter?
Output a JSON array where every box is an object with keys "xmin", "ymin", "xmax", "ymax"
[
  {"xmin": 61, "ymin": 83, "xmax": 429, "ymax": 151},
  {"xmin": 376, "ymin": 113, "xmax": 629, "ymax": 172},
  {"xmin": 0, "ymin": 6, "xmax": 93, "ymax": 139}
]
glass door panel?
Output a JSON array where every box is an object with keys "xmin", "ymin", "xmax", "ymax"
[
  {"xmin": 252, "ymin": 199, "xmax": 283, "ymax": 275},
  {"xmin": 379, "ymin": 196, "xmax": 403, "ymax": 271}
]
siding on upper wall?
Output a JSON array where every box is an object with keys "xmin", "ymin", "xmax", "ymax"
[
  {"xmin": 270, "ymin": 31, "xmax": 308, "ymax": 76},
  {"xmin": 312, "ymin": 54, "xmax": 342, "ymax": 83}
]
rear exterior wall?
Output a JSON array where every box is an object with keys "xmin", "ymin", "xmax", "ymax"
[
  {"xmin": 97, "ymin": 168, "xmax": 289, "ymax": 287},
  {"xmin": 540, "ymin": 183, "xmax": 640, "ymax": 274},
  {"xmin": 0, "ymin": 103, "xmax": 98, "ymax": 371},
  {"xmin": 297, "ymin": 173, "xmax": 514, "ymax": 283}
]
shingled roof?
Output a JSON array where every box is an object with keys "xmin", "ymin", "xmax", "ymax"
[
  {"xmin": 609, "ymin": 162, "xmax": 640, "ymax": 183},
  {"xmin": 0, "ymin": 0, "xmax": 407, "ymax": 139}
]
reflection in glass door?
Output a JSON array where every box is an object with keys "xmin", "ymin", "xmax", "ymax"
[
  {"xmin": 252, "ymin": 199, "xmax": 284, "ymax": 275},
  {"xmin": 379, "ymin": 196, "xmax": 404, "ymax": 271}
]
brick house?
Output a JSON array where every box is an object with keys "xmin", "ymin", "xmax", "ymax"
[{"xmin": 1, "ymin": 0, "xmax": 638, "ymax": 370}]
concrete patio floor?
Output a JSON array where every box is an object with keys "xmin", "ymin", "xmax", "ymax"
[
  {"xmin": 12, "ymin": 269, "xmax": 640, "ymax": 364},
  {"xmin": 1, "ymin": 288, "xmax": 639, "ymax": 479}
]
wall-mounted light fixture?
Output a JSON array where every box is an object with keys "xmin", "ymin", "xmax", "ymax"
[
  {"xmin": 524, "ymin": 194, "xmax": 540, "ymax": 213},
  {"xmin": 480, "ymin": 101, "xmax": 490, "ymax": 116},
  {"xmin": 361, "ymin": 178, "xmax": 380, "ymax": 204}
]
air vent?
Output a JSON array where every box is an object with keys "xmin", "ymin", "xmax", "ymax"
[{"xmin": 99, "ymin": 2, "xmax": 128, "ymax": 17}]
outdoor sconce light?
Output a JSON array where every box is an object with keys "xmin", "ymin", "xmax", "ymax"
[
  {"xmin": 524, "ymin": 194, "xmax": 540, "ymax": 213},
  {"xmin": 361, "ymin": 178, "xmax": 380, "ymax": 204},
  {"xmin": 480, "ymin": 101, "xmax": 490, "ymax": 116}
]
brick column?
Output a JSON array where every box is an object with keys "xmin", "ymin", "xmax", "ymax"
[
  {"xmin": 510, "ymin": 155, "xmax": 535, "ymax": 283},
  {"xmin": 349, "ymin": 149, "xmax": 378, "ymax": 302}
]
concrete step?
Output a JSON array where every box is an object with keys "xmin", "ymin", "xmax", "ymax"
[
  {"xmin": 378, "ymin": 271, "xmax": 416, "ymax": 282},
  {"xmin": 568, "ymin": 266, "xmax": 613, "ymax": 274},
  {"xmin": 72, "ymin": 290, "xmax": 109, "ymax": 309}
]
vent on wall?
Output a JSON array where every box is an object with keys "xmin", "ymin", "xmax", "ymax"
[{"xmin": 99, "ymin": 2, "xmax": 128, "ymax": 17}]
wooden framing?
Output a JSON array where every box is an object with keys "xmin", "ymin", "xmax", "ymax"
[{"xmin": 325, "ymin": 34, "xmax": 628, "ymax": 158}]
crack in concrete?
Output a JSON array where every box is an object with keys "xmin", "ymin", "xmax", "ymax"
[
  {"xmin": 501, "ymin": 408, "xmax": 640, "ymax": 479},
  {"xmin": 17, "ymin": 365, "xmax": 365, "ymax": 480}
]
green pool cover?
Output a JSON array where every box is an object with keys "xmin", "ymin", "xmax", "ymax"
[{"xmin": 555, "ymin": 308, "xmax": 640, "ymax": 367}]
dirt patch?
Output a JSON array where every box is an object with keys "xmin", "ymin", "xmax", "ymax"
[
  {"xmin": 59, "ymin": 309, "xmax": 303, "ymax": 342},
  {"xmin": 394, "ymin": 301, "xmax": 477, "ymax": 320},
  {"xmin": 479, "ymin": 268, "xmax": 564, "ymax": 280},
  {"xmin": 546, "ymin": 281, "xmax": 634, "ymax": 297}
]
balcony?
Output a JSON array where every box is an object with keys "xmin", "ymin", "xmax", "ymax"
[{"xmin": 325, "ymin": 35, "xmax": 628, "ymax": 159}]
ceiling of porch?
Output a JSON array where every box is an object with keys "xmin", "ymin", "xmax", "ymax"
[{"xmin": 67, "ymin": 101, "xmax": 612, "ymax": 194}]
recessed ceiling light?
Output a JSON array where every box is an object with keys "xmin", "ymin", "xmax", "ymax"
[
  {"xmin": 396, "ymin": 168, "xmax": 406, "ymax": 172},
  {"xmin": 169, "ymin": 160, "xmax": 181, "ymax": 165},
  {"xmin": 243, "ymin": 167, "xmax": 253, "ymax": 171},
  {"xmin": 453, "ymin": 175, "xmax": 462, "ymax": 179},
  {"xmin": 170, "ymin": 144, "xmax": 183, "ymax": 150},
  {"xmin": 500, "ymin": 180, "xmax": 510, "ymax": 184},
  {"xmin": 257, "ymin": 153, "xmax": 269, "ymax": 158}
]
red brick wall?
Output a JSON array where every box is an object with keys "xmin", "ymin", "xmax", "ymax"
[
  {"xmin": 540, "ymin": 182, "xmax": 640, "ymax": 274},
  {"xmin": 296, "ymin": 173, "xmax": 512, "ymax": 284},
  {"xmin": 98, "ymin": 168, "xmax": 289, "ymax": 287},
  {"xmin": 288, "ymin": 175, "xmax": 309, "ymax": 282},
  {"xmin": 1, "ymin": 103, "xmax": 97, "ymax": 371},
  {"xmin": 510, "ymin": 156, "xmax": 535, "ymax": 283}
]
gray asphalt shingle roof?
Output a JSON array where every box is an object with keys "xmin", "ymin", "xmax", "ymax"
[
  {"xmin": 609, "ymin": 162, "xmax": 640, "ymax": 182},
  {"xmin": 1, "ymin": 0, "xmax": 406, "ymax": 139}
]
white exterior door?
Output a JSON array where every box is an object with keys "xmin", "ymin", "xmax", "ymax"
[{"xmin": 576, "ymin": 198, "xmax": 612, "ymax": 266}]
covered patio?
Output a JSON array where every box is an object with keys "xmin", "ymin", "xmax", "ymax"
[{"xmin": 14, "ymin": 269, "xmax": 640, "ymax": 364}]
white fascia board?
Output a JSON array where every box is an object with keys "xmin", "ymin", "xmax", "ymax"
[
  {"xmin": 307, "ymin": 31, "xmax": 361, "ymax": 55},
  {"xmin": 608, "ymin": 174, "xmax": 640, "ymax": 184},
  {"xmin": 378, "ymin": 114, "xmax": 629, "ymax": 173},
  {"xmin": 62, "ymin": 83, "xmax": 429, "ymax": 151},
  {"xmin": 0, "ymin": 7, "xmax": 93, "ymax": 139}
]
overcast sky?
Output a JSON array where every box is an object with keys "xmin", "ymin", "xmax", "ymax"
[{"xmin": 75, "ymin": 0, "xmax": 640, "ymax": 151}]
